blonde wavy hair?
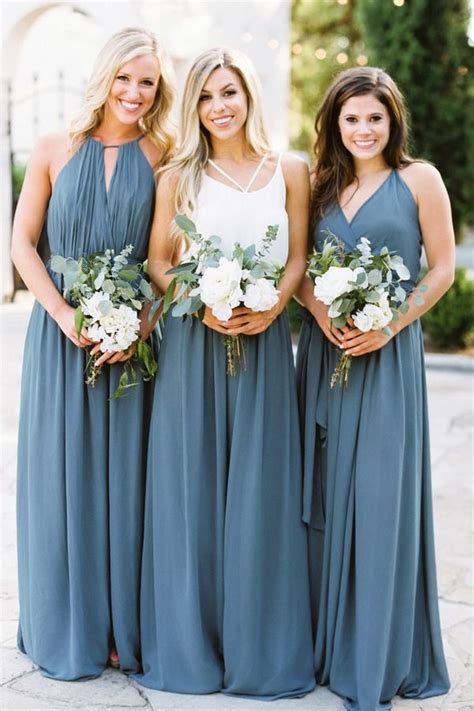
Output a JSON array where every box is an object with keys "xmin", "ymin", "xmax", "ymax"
[
  {"xmin": 70, "ymin": 27, "xmax": 175, "ymax": 162},
  {"xmin": 163, "ymin": 47, "xmax": 270, "ymax": 221}
]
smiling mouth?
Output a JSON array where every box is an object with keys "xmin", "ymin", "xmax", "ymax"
[
  {"xmin": 211, "ymin": 116, "xmax": 233, "ymax": 128},
  {"xmin": 354, "ymin": 139, "xmax": 376, "ymax": 148},
  {"xmin": 119, "ymin": 100, "xmax": 142, "ymax": 112}
]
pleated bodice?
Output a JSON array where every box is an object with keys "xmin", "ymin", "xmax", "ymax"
[{"xmin": 47, "ymin": 136, "xmax": 155, "ymax": 264}]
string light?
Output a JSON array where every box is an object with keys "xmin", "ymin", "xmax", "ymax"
[
  {"xmin": 292, "ymin": 43, "xmax": 303, "ymax": 55},
  {"xmin": 337, "ymin": 0, "xmax": 348, "ymax": 4},
  {"xmin": 458, "ymin": 66, "xmax": 468, "ymax": 75},
  {"xmin": 356, "ymin": 54, "xmax": 368, "ymax": 66},
  {"xmin": 315, "ymin": 48, "xmax": 327, "ymax": 60},
  {"xmin": 268, "ymin": 38, "xmax": 279, "ymax": 50},
  {"xmin": 393, "ymin": 0, "xmax": 404, "ymax": 5},
  {"xmin": 337, "ymin": 36, "xmax": 349, "ymax": 48},
  {"xmin": 336, "ymin": 52, "xmax": 348, "ymax": 64}
]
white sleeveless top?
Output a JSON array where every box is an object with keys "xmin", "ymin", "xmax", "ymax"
[{"xmin": 194, "ymin": 153, "xmax": 289, "ymax": 265}]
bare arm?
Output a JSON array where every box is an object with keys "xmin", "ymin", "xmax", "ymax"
[
  {"xmin": 11, "ymin": 135, "xmax": 92, "ymax": 348},
  {"xmin": 147, "ymin": 171, "xmax": 181, "ymax": 294},
  {"xmin": 342, "ymin": 163, "xmax": 456, "ymax": 356}
]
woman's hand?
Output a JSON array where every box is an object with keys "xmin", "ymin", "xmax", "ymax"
[
  {"xmin": 89, "ymin": 342, "xmax": 136, "ymax": 367},
  {"xmin": 340, "ymin": 326, "xmax": 393, "ymax": 356},
  {"xmin": 55, "ymin": 303, "xmax": 94, "ymax": 348},
  {"xmin": 202, "ymin": 304, "xmax": 280, "ymax": 336},
  {"xmin": 311, "ymin": 300, "xmax": 346, "ymax": 347}
]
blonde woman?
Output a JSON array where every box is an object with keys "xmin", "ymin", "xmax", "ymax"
[
  {"xmin": 11, "ymin": 27, "xmax": 175, "ymax": 680},
  {"xmin": 134, "ymin": 48, "xmax": 315, "ymax": 698}
]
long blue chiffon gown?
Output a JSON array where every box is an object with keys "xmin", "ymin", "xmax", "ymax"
[
  {"xmin": 17, "ymin": 135, "xmax": 157, "ymax": 680},
  {"xmin": 135, "ymin": 155, "xmax": 315, "ymax": 699},
  {"xmin": 296, "ymin": 170, "xmax": 450, "ymax": 711}
]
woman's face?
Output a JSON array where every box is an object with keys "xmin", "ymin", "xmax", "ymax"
[
  {"xmin": 337, "ymin": 93, "xmax": 391, "ymax": 163},
  {"xmin": 197, "ymin": 67, "xmax": 248, "ymax": 142},
  {"xmin": 105, "ymin": 54, "xmax": 160, "ymax": 126}
]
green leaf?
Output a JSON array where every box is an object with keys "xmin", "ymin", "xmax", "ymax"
[
  {"xmin": 172, "ymin": 297, "xmax": 192, "ymax": 317},
  {"xmin": 139, "ymin": 279, "xmax": 154, "ymax": 300},
  {"xmin": 244, "ymin": 244, "xmax": 256, "ymax": 260},
  {"xmin": 163, "ymin": 279, "xmax": 176, "ymax": 313},
  {"xmin": 148, "ymin": 297, "xmax": 162, "ymax": 321},
  {"xmin": 102, "ymin": 279, "xmax": 116, "ymax": 294},
  {"xmin": 119, "ymin": 268, "xmax": 138, "ymax": 282},
  {"xmin": 50, "ymin": 255, "xmax": 67, "ymax": 273},
  {"xmin": 332, "ymin": 315, "xmax": 347, "ymax": 329},
  {"xmin": 166, "ymin": 262, "xmax": 195, "ymax": 274},
  {"xmin": 368, "ymin": 269, "xmax": 382, "ymax": 285},
  {"xmin": 175, "ymin": 214, "xmax": 197, "ymax": 233},
  {"xmin": 74, "ymin": 306, "xmax": 84, "ymax": 338}
]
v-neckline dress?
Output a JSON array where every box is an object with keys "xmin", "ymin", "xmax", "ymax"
[
  {"xmin": 296, "ymin": 170, "xmax": 450, "ymax": 710},
  {"xmin": 16, "ymin": 135, "xmax": 157, "ymax": 680}
]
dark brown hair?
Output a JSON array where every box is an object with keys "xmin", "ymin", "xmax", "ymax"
[{"xmin": 311, "ymin": 67, "xmax": 414, "ymax": 221}]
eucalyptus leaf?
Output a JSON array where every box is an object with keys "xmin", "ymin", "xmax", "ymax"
[
  {"xmin": 139, "ymin": 280, "xmax": 154, "ymax": 300},
  {"xmin": 102, "ymin": 279, "xmax": 116, "ymax": 294},
  {"xmin": 368, "ymin": 269, "xmax": 382, "ymax": 285},
  {"xmin": 74, "ymin": 307, "xmax": 84, "ymax": 338},
  {"xmin": 50, "ymin": 255, "xmax": 67, "ymax": 273},
  {"xmin": 166, "ymin": 262, "xmax": 195, "ymax": 274},
  {"xmin": 94, "ymin": 271, "xmax": 105, "ymax": 290},
  {"xmin": 175, "ymin": 214, "xmax": 197, "ymax": 233},
  {"xmin": 119, "ymin": 269, "xmax": 138, "ymax": 282},
  {"xmin": 163, "ymin": 280, "xmax": 176, "ymax": 313},
  {"xmin": 332, "ymin": 315, "xmax": 347, "ymax": 329},
  {"xmin": 172, "ymin": 297, "xmax": 192, "ymax": 317},
  {"xmin": 395, "ymin": 286, "xmax": 406, "ymax": 303},
  {"xmin": 98, "ymin": 300, "xmax": 113, "ymax": 316}
]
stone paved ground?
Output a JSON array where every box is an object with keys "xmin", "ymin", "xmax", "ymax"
[{"xmin": 1, "ymin": 295, "xmax": 473, "ymax": 711}]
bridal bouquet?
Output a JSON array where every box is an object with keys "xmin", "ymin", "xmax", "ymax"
[
  {"xmin": 308, "ymin": 232, "xmax": 413, "ymax": 388},
  {"xmin": 163, "ymin": 215, "xmax": 285, "ymax": 374},
  {"xmin": 51, "ymin": 245, "xmax": 159, "ymax": 398}
]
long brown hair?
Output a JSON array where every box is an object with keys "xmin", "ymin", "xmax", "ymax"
[{"xmin": 311, "ymin": 67, "xmax": 413, "ymax": 221}]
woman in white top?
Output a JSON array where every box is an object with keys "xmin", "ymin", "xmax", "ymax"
[{"xmin": 134, "ymin": 47, "xmax": 315, "ymax": 699}]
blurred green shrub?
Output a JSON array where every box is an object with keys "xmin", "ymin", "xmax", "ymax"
[
  {"xmin": 421, "ymin": 269, "xmax": 474, "ymax": 349},
  {"xmin": 12, "ymin": 164, "xmax": 26, "ymax": 200}
]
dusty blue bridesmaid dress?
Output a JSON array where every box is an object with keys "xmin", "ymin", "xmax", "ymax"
[
  {"xmin": 17, "ymin": 136, "xmax": 157, "ymax": 680},
  {"xmin": 296, "ymin": 170, "xmax": 450, "ymax": 711},
  {"xmin": 134, "ymin": 156, "xmax": 315, "ymax": 699}
]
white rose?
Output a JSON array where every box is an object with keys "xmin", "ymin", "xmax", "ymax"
[
  {"xmin": 199, "ymin": 257, "xmax": 243, "ymax": 321},
  {"xmin": 353, "ymin": 308, "xmax": 374, "ymax": 332},
  {"xmin": 87, "ymin": 323, "xmax": 107, "ymax": 343},
  {"xmin": 243, "ymin": 279, "xmax": 279, "ymax": 312},
  {"xmin": 82, "ymin": 291, "xmax": 111, "ymax": 322},
  {"xmin": 314, "ymin": 266, "xmax": 356, "ymax": 305}
]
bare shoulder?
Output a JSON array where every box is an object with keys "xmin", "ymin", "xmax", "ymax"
[
  {"xmin": 155, "ymin": 166, "xmax": 181, "ymax": 206},
  {"xmin": 280, "ymin": 151, "xmax": 310, "ymax": 188},
  {"xmin": 30, "ymin": 132, "xmax": 70, "ymax": 164},
  {"xmin": 140, "ymin": 135, "xmax": 165, "ymax": 170},
  {"xmin": 398, "ymin": 161, "xmax": 445, "ymax": 197}
]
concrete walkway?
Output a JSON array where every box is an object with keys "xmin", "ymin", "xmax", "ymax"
[{"xmin": 1, "ymin": 295, "xmax": 473, "ymax": 711}]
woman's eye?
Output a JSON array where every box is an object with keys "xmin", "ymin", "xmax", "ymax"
[
  {"xmin": 345, "ymin": 117, "xmax": 357, "ymax": 123},
  {"xmin": 370, "ymin": 115, "xmax": 382, "ymax": 122},
  {"xmin": 116, "ymin": 75, "xmax": 128, "ymax": 82},
  {"xmin": 199, "ymin": 95, "xmax": 210, "ymax": 102},
  {"xmin": 142, "ymin": 80, "xmax": 154, "ymax": 87},
  {"xmin": 224, "ymin": 90, "xmax": 236, "ymax": 97}
]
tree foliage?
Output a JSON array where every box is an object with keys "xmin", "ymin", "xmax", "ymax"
[
  {"xmin": 357, "ymin": 0, "xmax": 474, "ymax": 232},
  {"xmin": 291, "ymin": 0, "xmax": 474, "ymax": 235},
  {"xmin": 290, "ymin": 0, "xmax": 364, "ymax": 154}
]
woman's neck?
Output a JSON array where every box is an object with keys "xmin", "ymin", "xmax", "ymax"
[
  {"xmin": 93, "ymin": 115, "xmax": 142, "ymax": 144},
  {"xmin": 209, "ymin": 133, "xmax": 257, "ymax": 163},
  {"xmin": 353, "ymin": 156, "xmax": 389, "ymax": 180}
]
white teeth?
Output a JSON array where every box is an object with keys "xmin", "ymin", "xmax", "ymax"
[
  {"xmin": 355, "ymin": 140, "xmax": 375, "ymax": 146},
  {"xmin": 212, "ymin": 117, "xmax": 232, "ymax": 126},
  {"xmin": 120, "ymin": 100, "xmax": 140, "ymax": 110}
]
